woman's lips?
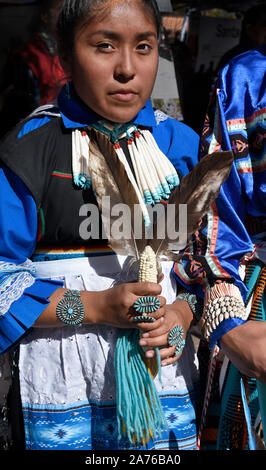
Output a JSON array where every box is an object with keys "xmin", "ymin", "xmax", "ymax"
[{"xmin": 109, "ymin": 90, "xmax": 137, "ymax": 102}]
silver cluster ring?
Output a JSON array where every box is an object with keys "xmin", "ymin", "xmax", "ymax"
[
  {"xmin": 168, "ymin": 326, "xmax": 185, "ymax": 357},
  {"xmin": 133, "ymin": 296, "xmax": 161, "ymax": 314}
]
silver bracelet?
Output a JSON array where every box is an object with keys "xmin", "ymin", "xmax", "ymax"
[
  {"xmin": 56, "ymin": 289, "xmax": 84, "ymax": 326},
  {"xmin": 175, "ymin": 292, "xmax": 203, "ymax": 321}
]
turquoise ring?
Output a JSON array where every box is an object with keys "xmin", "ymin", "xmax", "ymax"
[
  {"xmin": 133, "ymin": 296, "xmax": 161, "ymax": 314},
  {"xmin": 168, "ymin": 326, "xmax": 185, "ymax": 356}
]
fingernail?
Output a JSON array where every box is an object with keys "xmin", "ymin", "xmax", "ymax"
[
  {"xmin": 146, "ymin": 351, "xmax": 154, "ymax": 358},
  {"xmin": 142, "ymin": 332, "xmax": 149, "ymax": 338},
  {"xmin": 139, "ymin": 339, "xmax": 147, "ymax": 346}
]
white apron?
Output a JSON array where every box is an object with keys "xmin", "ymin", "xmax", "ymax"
[{"xmin": 18, "ymin": 254, "xmax": 200, "ymax": 450}]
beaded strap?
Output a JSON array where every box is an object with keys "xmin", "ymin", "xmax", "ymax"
[
  {"xmin": 199, "ymin": 282, "xmax": 249, "ymax": 341},
  {"xmin": 200, "ymin": 296, "xmax": 248, "ymax": 340}
]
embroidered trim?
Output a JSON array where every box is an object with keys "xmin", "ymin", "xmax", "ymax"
[
  {"xmin": 0, "ymin": 260, "xmax": 36, "ymax": 274},
  {"xmin": 0, "ymin": 260, "xmax": 36, "ymax": 316},
  {"xmin": 226, "ymin": 107, "xmax": 266, "ymax": 132},
  {"xmin": 0, "ymin": 271, "xmax": 35, "ymax": 316},
  {"xmin": 21, "ymin": 391, "xmax": 199, "ymax": 450},
  {"xmin": 236, "ymin": 155, "xmax": 266, "ymax": 174}
]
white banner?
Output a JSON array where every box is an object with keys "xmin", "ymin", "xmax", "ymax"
[
  {"xmin": 195, "ymin": 16, "xmax": 242, "ymax": 71},
  {"xmin": 156, "ymin": 0, "xmax": 173, "ymax": 12}
]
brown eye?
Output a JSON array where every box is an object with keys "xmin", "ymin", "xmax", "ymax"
[
  {"xmin": 137, "ymin": 43, "xmax": 152, "ymax": 52},
  {"xmin": 97, "ymin": 42, "xmax": 114, "ymax": 51}
]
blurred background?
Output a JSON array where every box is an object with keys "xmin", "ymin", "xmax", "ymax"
[
  {"xmin": 0, "ymin": 0, "xmax": 265, "ymax": 450},
  {"xmin": 0, "ymin": 0, "xmax": 265, "ymax": 136}
]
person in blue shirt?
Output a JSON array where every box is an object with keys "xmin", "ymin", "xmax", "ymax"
[
  {"xmin": 171, "ymin": 45, "xmax": 266, "ymax": 450},
  {"xmin": 0, "ymin": 0, "xmax": 204, "ymax": 450}
]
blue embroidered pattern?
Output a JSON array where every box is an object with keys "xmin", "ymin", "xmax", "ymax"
[{"xmin": 22, "ymin": 389, "xmax": 199, "ymax": 450}]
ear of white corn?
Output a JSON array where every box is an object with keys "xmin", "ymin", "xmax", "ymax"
[
  {"xmin": 137, "ymin": 245, "xmax": 160, "ymax": 379},
  {"xmin": 115, "ymin": 245, "xmax": 165, "ymax": 445},
  {"xmin": 138, "ymin": 245, "xmax": 158, "ymax": 283}
]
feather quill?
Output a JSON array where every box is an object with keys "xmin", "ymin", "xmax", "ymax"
[
  {"xmin": 89, "ymin": 128, "xmax": 146, "ymax": 259},
  {"xmin": 150, "ymin": 150, "xmax": 234, "ymax": 260},
  {"xmin": 89, "ymin": 129, "xmax": 233, "ymax": 268}
]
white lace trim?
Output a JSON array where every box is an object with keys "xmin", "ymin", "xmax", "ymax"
[
  {"xmin": 0, "ymin": 272, "xmax": 35, "ymax": 316},
  {"xmin": 154, "ymin": 109, "xmax": 169, "ymax": 125},
  {"xmin": 0, "ymin": 259, "xmax": 35, "ymax": 274},
  {"xmin": 0, "ymin": 261, "xmax": 36, "ymax": 316}
]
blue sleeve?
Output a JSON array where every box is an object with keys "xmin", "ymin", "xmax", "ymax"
[
  {"xmin": 153, "ymin": 117, "xmax": 200, "ymax": 177},
  {"xmin": 0, "ymin": 165, "xmax": 63, "ymax": 353}
]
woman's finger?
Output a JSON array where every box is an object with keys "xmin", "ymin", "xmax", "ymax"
[
  {"xmin": 136, "ymin": 316, "xmax": 164, "ymax": 331},
  {"xmin": 159, "ymin": 346, "xmax": 183, "ymax": 365},
  {"xmin": 158, "ymin": 345, "xmax": 177, "ymax": 360},
  {"xmin": 143, "ymin": 344, "xmax": 184, "ymax": 364},
  {"xmin": 132, "ymin": 294, "xmax": 166, "ymax": 312},
  {"xmin": 161, "ymin": 355, "xmax": 179, "ymax": 367},
  {"xmin": 139, "ymin": 332, "xmax": 168, "ymax": 348},
  {"xmin": 140, "ymin": 319, "xmax": 171, "ymax": 338},
  {"xmin": 131, "ymin": 281, "xmax": 162, "ymax": 297},
  {"xmin": 131, "ymin": 296, "xmax": 166, "ymax": 326}
]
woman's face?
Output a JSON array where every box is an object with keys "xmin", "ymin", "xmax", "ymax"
[{"xmin": 64, "ymin": 0, "xmax": 159, "ymax": 123}]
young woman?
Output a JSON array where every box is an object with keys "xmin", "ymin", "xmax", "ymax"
[{"xmin": 0, "ymin": 0, "xmax": 224, "ymax": 450}]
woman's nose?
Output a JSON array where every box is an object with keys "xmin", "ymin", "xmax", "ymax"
[{"xmin": 114, "ymin": 49, "xmax": 136, "ymax": 81}]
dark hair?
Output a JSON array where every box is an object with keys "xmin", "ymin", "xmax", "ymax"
[
  {"xmin": 37, "ymin": 0, "xmax": 63, "ymax": 14},
  {"xmin": 240, "ymin": 3, "xmax": 266, "ymax": 41},
  {"xmin": 56, "ymin": 0, "xmax": 161, "ymax": 54},
  {"xmin": 242, "ymin": 3, "xmax": 266, "ymax": 27}
]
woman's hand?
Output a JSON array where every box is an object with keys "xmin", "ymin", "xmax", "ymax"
[
  {"xmin": 220, "ymin": 320, "xmax": 266, "ymax": 383},
  {"xmin": 91, "ymin": 281, "xmax": 166, "ymax": 329},
  {"xmin": 138, "ymin": 298, "xmax": 194, "ymax": 366},
  {"xmin": 35, "ymin": 282, "xmax": 166, "ymax": 329}
]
